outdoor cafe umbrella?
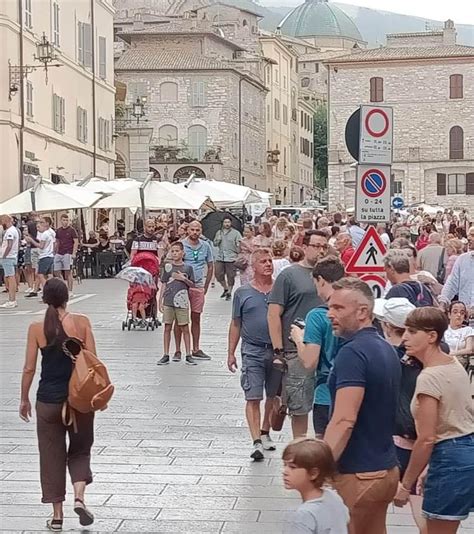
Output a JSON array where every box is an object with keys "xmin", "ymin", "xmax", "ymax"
[
  {"xmin": 93, "ymin": 179, "xmax": 210, "ymax": 211},
  {"xmin": 0, "ymin": 181, "xmax": 101, "ymax": 214},
  {"xmin": 176, "ymin": 178, "xmax": 269, "ymax": 208},
  {"xmin": 75, "ymin": 177, "xmax": 140, "ymax": 195}
]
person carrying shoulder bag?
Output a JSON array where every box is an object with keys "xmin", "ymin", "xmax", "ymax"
[{"xmin": 19, "ymin": 278, "xmax": 105, "ymax": 532}]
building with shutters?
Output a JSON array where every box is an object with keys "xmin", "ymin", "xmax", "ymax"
[
  {"xmin": 113, "ymin": 10, "xmax": 268, "ymax": 189},
  {"xmin": 0, "ymin": 0, "xmax": 116, "ymax": 202},
  {"xmin": 325, "ymin": 21, "xmax": 474, "ymax": 210}
]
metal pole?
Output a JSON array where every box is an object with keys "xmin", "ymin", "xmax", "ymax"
[
  {"xmin": 18, "ymin": 0, "xmax": 25, "ymax": 192},
  {"xmin": 139, "ymin": 172, "xmax": 154, "ymax": 220},
  {"xmin": 91, "ymin": 0, "xmax": 97, "ymax": 177}
]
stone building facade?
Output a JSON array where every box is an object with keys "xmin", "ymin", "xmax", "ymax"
[
  {"xmin": 326, "ymin": 22, "xmax": 474, "ymax": 210},
  {"xmin": 114, "ymin": 15, "xmax": 267, "ymax": 189},
  {"xmin": 0, "ymin": 0, "xmax": 116, "ymax": 202}
]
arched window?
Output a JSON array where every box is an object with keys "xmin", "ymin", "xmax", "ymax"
[
  {"xmin": 449, "ymin": 126, "xmax": 464, "ymax": 159},
  {"xmin": 158, "ymin": 124, "xmax": 178, "ymax": 146},
  {"xmin": 370, "ymin": 77, "xmax": 383, "ymax": 102},
  {"xmin": 242, "ymin": 19, "xmax": 248, "ymax": 26},
  {"xmin": 188, "ymin": 125, "xmax": 207, "ymax": 160},
  {"xmin": 160, "ymin": 82, "xmax": 178, "ymax": 102},
  {"xmin": 449, "ymin": 74, "xmax": 463, "ymax": 99}
]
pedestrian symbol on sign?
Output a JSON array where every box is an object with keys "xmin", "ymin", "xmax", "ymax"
[
  {"xmin": 345, "ymin": 227, "xmax": 387, "ymax": 274},
  {"xmin": 365, "ymin": 242, "xmax": 379, "ymax": 265}
]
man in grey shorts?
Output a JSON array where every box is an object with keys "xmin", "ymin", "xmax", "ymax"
[
  {"xmin": 268, "ymin": 230, "xmax": 328, "ymax": 438},
  {"xmin": 228, "ymin": 248, "xmax": 280, "ymax": 461}
]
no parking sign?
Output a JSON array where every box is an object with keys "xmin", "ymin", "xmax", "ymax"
[{"xmin": 356, "ymin": 165, "xmax": 391, "ymax": 223}]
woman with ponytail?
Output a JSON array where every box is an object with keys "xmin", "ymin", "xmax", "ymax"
[{"xmin": 19, "ymin": 278, "xmax": 97, "ymax": 531}]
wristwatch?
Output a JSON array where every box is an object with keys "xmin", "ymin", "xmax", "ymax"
[{"xmin": 273, "ymin": 348, "xmax": 283, "ymax": 357}]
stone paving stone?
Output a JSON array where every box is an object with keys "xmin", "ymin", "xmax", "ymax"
[
  {"xmin": 1, "ymin": 279, "xmax": 472, "ymax": 534},
  {"xmin": 117, "ymin": 519, "xmax": 224, "ymax": 533}
]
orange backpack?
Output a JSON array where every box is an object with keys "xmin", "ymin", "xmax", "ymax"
[{"xmin": 62, "ymin": 338, "xmax": 114, "ymax": 418}]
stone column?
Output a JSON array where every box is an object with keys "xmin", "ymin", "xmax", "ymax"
[{"xmin": 127, "ymin": 127, "xmax": 153, "ymax": 181}]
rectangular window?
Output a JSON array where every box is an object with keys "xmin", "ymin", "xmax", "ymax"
[
  {"xmin": 449, "ymin": 74, "xmax": 463, "ymax": 99},
  {"xmin": 52, "ymin": 94, "xmax": 65, "ymax": 133},
  {"xmin": 448, "ymin": 174, "xmax": 466, "ymax": 194},
  {"xmin": 26, "ymin": 81, "xmax": 33, "ymax": 117},
  {"xmin": 436, "ymin": 173, "xmax": 446, "ymax": 196},
  {"xmin": 78, "ymin": 22, "xmax": 92, "ymax": 67},
  {"xmin": 315, "ymin": 63, "xmax": 319, "ymax": 73},
  {"xmin": 267, "ymin": 104, "xmax": 270, "ymax": 123},
  {"xmin": 53, "ymin": 2, "xmax": 60, "ymax": 46},
  {"xmin": 77, "ymin": 107, "xmax": 88, "ymax": 143},
  {"xmin": 25, "ymin": 0, "xmax": 32, "ymax": 28},
  {"xmin": 274, "ymin": 99, "xmax": 280, "ymax": 120},
  {"xmin": 282, "ymin": 104, "xmax": 288, "ymax": 125},
  {"xmin": 393, "ymin": 181, "xmax": 402, "ymax": 194},
  {"xmin": 300, "ymin": 110, "xmax": 304, "ymax": 127},
  {"xmin": 466, "ymin": 173, "xmax": 474, "ymax": 195},
  {"xmin": 98, "ymin": 118, "xmax": 110, "ymax": 150},
  {"xmin": 370, "ymin": 77, "xmax": 383, "ymax": 103},
  {"xmin": 191, "ymin": 81, "xmax": 206, "ymax": 107},
  {"xmin": 98, "ymin": 37, "xmax": 106, "ymax": 79},
  {"xmin": 283, "ymin": 75, "xmax": 287, "ymax": 89}
]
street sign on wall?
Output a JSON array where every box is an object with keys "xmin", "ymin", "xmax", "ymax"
[
  {"xmin": 359, "ymin": 106, "xmax": 393, "ymax": 165},
  {"xmin": 356, "ymin": 165, "xmax": 391, "ymax": 223}
]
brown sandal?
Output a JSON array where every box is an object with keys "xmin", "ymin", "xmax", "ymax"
[
  {"xmin": 74, "ymin": 498, "xmax": 94, "ymax": 526},
  {"xmin": 46, "ymin": 519, "xmax": 63, "ymax": 531}
]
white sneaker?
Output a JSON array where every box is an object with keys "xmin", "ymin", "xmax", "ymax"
[
  {"xmin": 0, "ymin": 301, "xmax": 18, "ymax": 308},
  {"xmin": 25, "ymin": 287, "xmax": 33, "ymax": 294},
  {"xmin": 261, "ymin": 434, "xmax": 276, "ymax": 451},
  {"xmin": 250, "ymin": 442, "xmax": 264, "ymax": 461}
]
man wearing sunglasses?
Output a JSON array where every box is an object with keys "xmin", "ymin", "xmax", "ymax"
[{"xmin": 182, "ymin": 221, "xmax": 214, "ymax": 360}]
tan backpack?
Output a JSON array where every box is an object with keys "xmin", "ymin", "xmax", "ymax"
[{"xmin": 62, "ymin": 337, "xmax": 114, "ymax": 420}]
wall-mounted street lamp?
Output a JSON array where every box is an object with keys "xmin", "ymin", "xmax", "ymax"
[
  {"xmin": 131, "ymin": 97, "xmax": 147, "ymax": 124},
  {"xmin": 9, "ymin": 32, "xmax": 61, "ymax": 99}
]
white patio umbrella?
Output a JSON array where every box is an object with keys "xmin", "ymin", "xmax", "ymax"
[
  {"xmin": 176, "ymin": 178, "xmax": 269, "ymax": 208},
  {"xmin": 0, "ymin": 181, "xmax": 102, "ymax": 214},
  {"xmin": 93, "ymin": 180, "xmax": 209, "ymax": 211},
  {"xmin": 75, "ymin": 177, "xmax": 140, "ymax": 194}
]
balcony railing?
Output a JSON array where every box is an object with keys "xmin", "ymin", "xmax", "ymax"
[{"xmin": 149, "ymin": 144, "xmax": 222, "ymax": 164}]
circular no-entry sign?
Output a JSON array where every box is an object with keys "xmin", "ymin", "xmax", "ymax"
[
  {"xmin": 361, "ymin": 169, "xmax": 387, "ymax": 198},
  {"xmin": 365, "ymin": 108, "xmax": 389, "ymax": 138}
]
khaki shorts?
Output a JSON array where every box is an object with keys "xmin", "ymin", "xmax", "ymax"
[
  {"xmin": 163, "ymin": 306, "xmax": 189, "ymax": 326},
  {"xmin": 285, "ymin": 351, "xmax": 315, "ymax": 416}
]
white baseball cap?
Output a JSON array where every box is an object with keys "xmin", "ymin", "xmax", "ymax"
[{"xmin": 373, "ymin": 298, "xmax": 416, "ymax": 328}]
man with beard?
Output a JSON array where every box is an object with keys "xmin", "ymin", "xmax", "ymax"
[{"xmin": 267, "ymin": 230, "xmax": 328, "ymax": 438}]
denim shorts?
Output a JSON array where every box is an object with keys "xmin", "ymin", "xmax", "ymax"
[
  {"xmin": 423, "ymin": 433, "xmax": 474, "ymax": 521},
  {"xmin": 240, "ymin": 347, "xmax": 281, "ymax": 401},
  {"xmin": 0, "ymin": 258, "xmax": 17, "ymax": 277},
  {"xmin": 38, "ymin": 257, "xmax": 54, "ymax": 275},
  {"xmin": 285, "ymin": 351, "xmax": 315, "ymax": 416}
]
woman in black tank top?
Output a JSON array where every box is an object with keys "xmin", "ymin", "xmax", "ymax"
[{"xmin": 19, "ymin": 278, "xmax": 96, "ymax": 531}]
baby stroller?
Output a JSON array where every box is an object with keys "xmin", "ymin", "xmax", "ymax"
[{"xmin": 118, "ymin": 252, "xmax": 161, "ymax": 331}]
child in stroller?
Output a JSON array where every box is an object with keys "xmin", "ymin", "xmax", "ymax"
[{"xmin": 121, "ymin": 252, "xmax": 161, "ymax": 331}]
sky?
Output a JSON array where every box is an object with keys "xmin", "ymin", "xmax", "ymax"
[{"xmin": 260, "ymin": 0, "xmax": 474, "ymax": 25}]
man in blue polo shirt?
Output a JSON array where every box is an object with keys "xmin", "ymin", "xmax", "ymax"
[{"xmin": 325, "ymin": 277, "xmax": 401, "ymax": 534}]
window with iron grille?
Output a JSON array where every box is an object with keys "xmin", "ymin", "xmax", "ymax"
[{"xmin": 370, "ymin": 77, "xmax": 383, "ymax": 102}]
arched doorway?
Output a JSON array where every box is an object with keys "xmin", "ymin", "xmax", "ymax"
[{"xmin": 173, "ymin": 166, "xmax": 205, "ymax": 183}]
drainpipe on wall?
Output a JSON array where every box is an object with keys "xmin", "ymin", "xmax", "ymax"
[
  {"xmin": 91, "ymin": 0, "xmax": 97, "ymax": 177},
  {"xmin": 18, "ymin": 0, "xmax": 25, "ymax": 191}
]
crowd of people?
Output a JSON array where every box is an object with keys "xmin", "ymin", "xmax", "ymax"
[{"xmin": 3, "ymin": 203, "xmax": 473, "ymax": 533}]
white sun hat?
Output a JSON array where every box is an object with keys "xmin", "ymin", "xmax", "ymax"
[{"xmin": 373, "ymin": 298, "xmax": 416, "ymax": 328}]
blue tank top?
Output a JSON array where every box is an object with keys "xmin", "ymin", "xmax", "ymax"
[{"xmin": 37, "ymin": 344, "xmax": 73, "ymax": 404}]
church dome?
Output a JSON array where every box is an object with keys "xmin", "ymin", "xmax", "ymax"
[{"xmin": 278, "ymin": 0, "xmax": 362, "ymax": 41}]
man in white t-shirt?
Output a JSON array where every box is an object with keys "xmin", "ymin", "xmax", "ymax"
[
  {"xmin": 0, "ymin": 214, "xmax": 20, "ymax": 308},
  {"xmin": 25, "ymin": 216, "xmax": 56, "ymax": 298}
]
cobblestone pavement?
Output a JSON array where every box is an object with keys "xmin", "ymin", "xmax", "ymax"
[{"xmin": 1, "ymin": 279, "xmax": 472, "ymax": 533}]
